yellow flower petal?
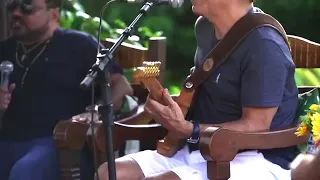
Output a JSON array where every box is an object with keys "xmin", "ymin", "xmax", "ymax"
[
  {"xmin": 310, "ymin": 104, "xmax": 320, "ymax": 111},
  {"xmin": 313, "ymin": 135, "xmax": 320, "ymax": 142},
  {"xmin": 311, "ymin": 113, "xmax": 320, "ymax": 136},
  {"xmin": 307, "ymin": 113, "xmax": 312, "ymax": 118},
  {"xmin": 295, "ymin": 124, "xmax": 309, "ymax": 137}
]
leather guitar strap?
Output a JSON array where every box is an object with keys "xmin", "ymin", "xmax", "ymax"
[{"xmin": 182, "ymin": 13, "xmax": 290, "ymax": 93}]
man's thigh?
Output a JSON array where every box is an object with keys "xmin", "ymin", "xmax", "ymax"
[
  {"xmin": 170, "ymin": 151, "xmax": 291, "ymax": 180},
  {"xmin": 9, "ymin": 137, "xmax": 61, "ymax": 180},
  {"xmin": 0, "ymin": 141, "xmax": 16, "ymax": 179},
  {"xmin": 229, "ymin": 151, "xmax": 291, "ymax": 180},
  {"xmin": 125, "ymin": 147, "xmax": 190, "ymax": 177}
]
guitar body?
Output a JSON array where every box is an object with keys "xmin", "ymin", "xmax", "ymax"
[
  {"xmin": 156, "ymin": 89, "xmax": 195, "ymax": 157},
  {"xmin": 73, "ymin": 61, "xmax": 195, "ymax": 157}
]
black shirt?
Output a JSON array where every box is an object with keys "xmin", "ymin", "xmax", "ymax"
[{"xmin": 0, "ymin": 28, "xmax": 123, "ymax": 141}]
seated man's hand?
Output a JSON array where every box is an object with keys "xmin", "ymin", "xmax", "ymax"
[
  {"xmin": 72, "ymin": 111, "xmax": 100, "ymax": 124},
  {"xmin": 144, "ymin": 88, "xmax": 193, "ymax": 139}
]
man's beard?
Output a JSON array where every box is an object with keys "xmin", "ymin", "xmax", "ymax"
[{"xmin": 10, "ymin": 17, "xmax": 49, "ymax": 43}]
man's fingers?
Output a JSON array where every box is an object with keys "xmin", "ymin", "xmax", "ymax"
[
  {"xmin": 72, "ymin": 114, "xmax": 88, "ymax": 122},
  {"xmin": 72, "ymin": 112, "xmax": 100, "ymax": 124},
  {"xmin": 148, "ymin": 98, "xmax": 165, "ymax": 113},
  {"xmin": 0, "ymin": 86, "xmax": 9, "ymax": 93},
  {"xmin": 144, "ymin": 104, "xmax": 153, "ymax": 114},
  {"xmin": 3, "ymin": 99, "xmax": 10, "ymax": 105},
  {"xmin": 162, "ymin": 88, "xmax": 175, "ymax": 106},
  {"xmin": 72, "ymin": 115, "xmax": 80, "ymax": 120},
  {"xmin": 9, "ymin": 83, "xmax": 16, "ymax": 93},
  {"xmin": 4, "ymin": 93, "xmax": 11, "ymax": 100}
]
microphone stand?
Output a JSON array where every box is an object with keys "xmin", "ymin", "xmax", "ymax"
[{"xmin": 80, "ymin": 2, "xmax": 157, "ymax": 180}]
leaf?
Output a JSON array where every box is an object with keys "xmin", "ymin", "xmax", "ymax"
[{"xmin": 114, "ymin": 19, "xmax": 127, "ymax": 29}]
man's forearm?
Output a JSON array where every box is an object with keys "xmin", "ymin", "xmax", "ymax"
[
  {"xmin": 198, "ymin": 119, "xmax": 268, "ymax": 134},
  {"xmin": 181, "ymin": 118, "xmax": 269, "ymax": 139},
  {"xmin": 200, "ymin": 120, "xmax": 245, "ymax": 133}
]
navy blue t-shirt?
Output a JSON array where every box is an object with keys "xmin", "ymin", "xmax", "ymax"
[
  {"xmin": 192, "ymin": 8, "xmax": 299, "ymax": 169},
  {"xmin": 0, "ymin": 28, "xmax": 123, "ymax": 141}
]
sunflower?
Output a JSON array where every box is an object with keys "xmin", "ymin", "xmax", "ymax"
[
  {"xmin": 295, "ymin": 122, "xmax": 309, "ymax": 137},
  {"xmin": 311, "ymin": 112, "xmax": 320, "ymax": 142}
]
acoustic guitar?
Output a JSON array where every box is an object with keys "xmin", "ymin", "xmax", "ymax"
[
  {"xmin": 92, "ymin": 61, "xmax": 196, "ymax": 157},
  {"xmin": 131, "ymin": 61, "xmax": 196, "ymax": 157}
]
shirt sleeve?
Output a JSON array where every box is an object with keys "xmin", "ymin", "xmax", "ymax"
[{"xmin": 241, "ymin": 39, "xmax": 290, "ymax": 107}]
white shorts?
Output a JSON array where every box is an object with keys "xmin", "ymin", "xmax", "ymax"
[{"xmin": 123, "ymin": 146, "xmax": 291, "ymax": 180}]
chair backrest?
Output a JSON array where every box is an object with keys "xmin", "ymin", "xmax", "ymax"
[
  {"xmin": 101, "ymin": 37, "xmax": 167, "ymax": 102},
  {"xmin": 287, "ymin": 35, "xmax": 320, "ymax": 94},
  {"xmin": 288, "ymin": 35, "xmax": 320, "ymax": 68},
  {"xmin": 101, "ymin": 37, "xmax": 167, "ymax": 84}
]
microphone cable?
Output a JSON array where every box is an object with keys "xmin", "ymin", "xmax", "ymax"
[{"xmin": 96, "ymin": 0, "xmax": 119, "ymax": 54}]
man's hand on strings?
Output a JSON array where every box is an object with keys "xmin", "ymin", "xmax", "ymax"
[{"xmin": 144, "ymin": 88, "xmax": 193, "ymax": 139}]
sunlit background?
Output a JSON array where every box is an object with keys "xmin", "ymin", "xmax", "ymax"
[{"xmin": 61, "ymin": 0, "xmax": 320, "ymax": 94}]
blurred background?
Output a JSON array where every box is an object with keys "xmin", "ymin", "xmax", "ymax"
[{"xmin": 60, "ymin": 0, "xmax": 320, "ymax": 93}]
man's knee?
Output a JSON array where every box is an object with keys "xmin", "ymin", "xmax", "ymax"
[
  {"xmin": 95, "ymin": 162, "xmax": 108, "ymax": 180},
  {"xmin": 10, "ymin": 158, "xmax": 60, "ymax": 180},
  {"xmin": 95, "ymin": 157, "xmax": 145, "ymax": 180}
]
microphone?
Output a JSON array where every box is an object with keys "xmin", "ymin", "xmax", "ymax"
[
  {"xmin": 0, "ymin": 61, "xmax": 14, "ymax": 87},
  {"xmin": 0, "ymin": 61, "xmax": 14, "ymax": 129},
  {"xmin": 121, "ymin": 0, "xmax": 184, "ymax": 8}
]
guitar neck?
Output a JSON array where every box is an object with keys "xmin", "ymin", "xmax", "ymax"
[
  {"xmin": 175, "ymin": 89, "xmax": 195, "ymax": 116},
  {"xmin": 142, "ymin": 77, "xmax": 164, "ymax": 103}
]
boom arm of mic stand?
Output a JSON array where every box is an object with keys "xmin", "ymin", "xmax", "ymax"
[
  {"xmin": 80, "ymin": 1, "xmax": 155, "ymax": 89},
  {"xmin": 79, "ymin": 2, "xmax": 156, "ymax": 180}
]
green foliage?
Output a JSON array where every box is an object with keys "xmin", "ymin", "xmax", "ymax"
[
  {"xmin": 295, "ymin": 69, "xmax": 320, "ymax": 86},
  {"xmin": 60, "ymin": 1, "xmax": 163, "ymax": 48},
  {"xmin": 61, "ymin": 0, "xmax": 320, "ymax": 93}
]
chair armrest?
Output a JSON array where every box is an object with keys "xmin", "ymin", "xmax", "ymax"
[
  {"xmin": 94, "ymin": 122, "xmax": 167, "ymax": 152},
  {"xmin": 54, "ymin": 120, "xmax": 89, "ymax": 150},
  {"xmin": 200, "ymin": 125, "xmax": 309, "ymax": 162}
]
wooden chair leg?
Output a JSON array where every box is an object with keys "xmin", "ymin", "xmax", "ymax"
[
  {"xmin": 207, "ymin": 161, "xmax": 230, "ymax": 180},
  {"xmin": 59, "ymin": 150, "xmax": 81, "ymax": 180}
]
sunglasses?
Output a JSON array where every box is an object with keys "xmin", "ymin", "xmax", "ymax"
[{"xmin": 6, "ymin": 0, "xmax": 34, "ymax": 14}]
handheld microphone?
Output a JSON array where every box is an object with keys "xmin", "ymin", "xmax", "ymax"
[
  {"xmin": 0, "ymin": 61, "xmax": 14, "ymax": 87},
  {"xmin": 0, "ymin": 61, "xmax": 14, "ymax": 129},
  {"xmin": 121, "ymin": 0, "xmax": 184, "ymax": 8}
]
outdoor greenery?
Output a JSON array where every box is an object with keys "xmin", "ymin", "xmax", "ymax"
[{"xmin": 60, "ymin": 0, "xmax": 320, "ymax": 94}]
